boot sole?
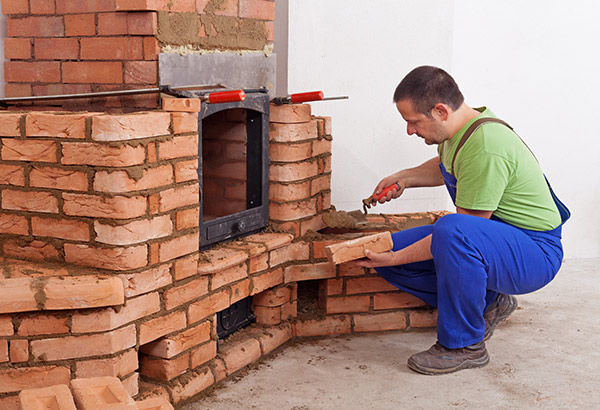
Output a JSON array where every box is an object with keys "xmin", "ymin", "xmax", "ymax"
[{"xmin": 407, "ymin": 350, "xmax": 490, "ymax": 375}]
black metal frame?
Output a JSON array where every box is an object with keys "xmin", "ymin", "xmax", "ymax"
[
  {"xmin": 198, "ymin": 89, "xmax": 270, "ymax": 249},
  {"xmin": 216, "ymin": 297, "xmax": 256, "ymax": 340}
]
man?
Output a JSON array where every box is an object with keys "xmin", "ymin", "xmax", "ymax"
[{"xmin": 354, "ymin": 66, "xmax": 570, "ymax": 375}]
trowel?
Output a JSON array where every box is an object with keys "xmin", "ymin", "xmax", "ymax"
[{"xmin": 322, "ymin": 182, "xmax": 402, "ymax": 229}]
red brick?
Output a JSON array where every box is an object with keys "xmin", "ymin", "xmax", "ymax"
[
  {"xmin": 119, "ymin": 264, "xmax": 172, "ymax": 297},
  {"xmin": 64, "ymin": 243, "xmax": 148, "ymax": 270},
  {"xmin": 98, "ymin": 12, "xmax": 128, "ymax": 35},
  {"xmin": 62, "ymin": 142, "xmax": 146, "ymax": 166},
  {"xmin": 34, "ymin": 38, "xmax": 79, "ymax": 60},
  {"xmin": 0, "ymin": 113, "xmax": 23, "ymax": 136},
  {"xmin": 409, "ymin": 309, "xmax": 438, "ymax": 328},
  {"xmin": 17, "ymin": 315, "xmax": 68, "ymax": 336},
  {"xmin": 4, "ymin": 83, "xmax": 32, "ymax": 98},
  {"xmin": 231, "ymin": 278, "xmax": 250, "ymax": 304},
  {"xmin": 70, "ymin": 376, "xmax": 136, "ymax": 410},
  {"xmin": 31, "ymin": 216, "xmax": 88, "ymax": 241},
  {"xmin": 0, "ymin": 395, "xmax": 19, "ymax": 410},
  {"xmin": 95, "ymin": 215, "xmax": 172, "ymax": 246},
  {"xmin": 283, "ymin": 262, "xmax": 335, "ymax": 283},
  {"xmin": 140, "ymin": 352, "xmax": 189, "ymax": 381},
  {"xmin": 323, "ymin": 295, "xmax": 370, "ymax": 314},
  {"xmin": 1, "ymin": 139, "xmax": 57, "ymax": 162},
  {"xmin": 269, "ymin": 198, "xmax": 317, "ymax": 221},
  {"xmin": 159, "ymin": 183, "xmax": 199, "ymax": 212},
  {"xmin": 62, "ymin": 193, "xmax": 147, "ymax": 219},
  {"xmin": 250, "ymin": 267, "xmax": 283, "ymax": 295},
  {"xmin": 141, "ymin": 321, "xmax": 211, "ymax": 359},
  {"xmin": 256, "ymin": 325, "xmax": 292, "ymax": 355},
  {"xmin": 29, "ymin": 166, "xmax": 88, "ymax": 191},
  {"xmin": 3, "ymin": 239, "xmax": 59, "ymax": 261},
  {"xmin": 6, "ymin": 16, "xmax": 64, "ymax": 37},
  {"xmin": 319, "ymin": 278, "xmax": 343, "ymax": 296},
  {"xmin": 2, "ymin": 190, "xmax": 58, "ymax": 213},
  {"xmin": 312, "ymin": 239, "xmax": 340, "ymax": 260},
  {"xmin": 1, "ymin": 340, "xmax": 9, "ymax": 362},
  {"xmin": 374, "ymin": 292, "xmax": 427, "ymax": 310},
  {"xmin": 339, "ymin": 263, "xmax": 368, "ymax": 277},
  {"xmin": 26, "ymin": 112, "xmax": 92, "ymax": 139},
  {"xmin": 0, "ymin": 366, "xmax": 70, "ymax": 394},
  {"xmin": 249, "ymin": 253, "xmax": 268, "ymax": 274},
  {"xmin": 190, "ymin": 340, "xmax": 217, "ymax": 369},
  {"xmin": 354, "ymin": 311, "xmax": 408, "ymax": 332},
  {"xmin": 173, "ymin": 254, "xmax": 199, "ymax": 280},
  {"xmin": 220, "ymin": 338, "xmax": 261, "ymax": 375},
  {"xmin": 253, "ymin": 286, "xmax": 290, "ymax": 307},
  {"xmin": 163, "ymin": 276, "xmax": 209, "ymax": 310},
  {"xmin": 124, "ymin": 60, "xmax": 158, "ymax": 84},
  {"xmin": 187, "ymin": 289, "xmax": 229, "ymax": 324},
  {"xmin": 9, "ymin": 340, "xmax": 28, "ymax": 363},
  {"xmin": 158, "ymin": 135, "xmax": 199, "ymax": 160},
  {"xmin": 19, "ymin": 385, "xmax": 77, "ymax": 410},
  {"xmin": 325, "ymin": 232, "xmax": 393, "ymax": 265},
  {"xmin": 162, "ymin": 98, "xmax": 201, "ymax": 112},
  {"xmin": 269, "ymin": 121, "xmax": 318, "ymax": 143},
  {"xmin": 127, "ymin": 11, "xmax": 157, "ymax": 35},
  {"xmin": 2, "ymin": 0, "xmax": 28, "ymax": 14},
  {"xmin": 239, "ymin": 0, "xmax": 275, "ymax": 20},
  {"xmin": 312, "ymin": 137, "xmax": 332, "ymax": 157},
  {"xmin": 63, "ymin": 61, "xmax": 123, "ymax": 84},
  {"xmin": 171, "ymin": 112, "xmax": 198, "ymax": 134},
  {"xmin": 211, "ymin": 263, "xmax": 247, "ymax": 290},
  {"xmin": 197, "ymin": 247, "xmax": 248, "ymax": 274},
  {"xmin": 0, "ymin": 316, "xmax": 14, "ymax": 336},
  {"xmin": 253, "ymin": 305, "xmax": 281, "ymax": 325},
  {"xmin": 269, "ymin": 141, "xmax": 312, "ymax": 162},
  {"xmin": 281, "ymin": 300, "xmax": 297, "ymax": 320},
  {"xmin": 269, "ymin": 103, "xmax": 311, "ymax": 123},
  {"xmin": 143, "ymin": 37, "xmax": 160, "ymax": 60},
  {"xmin": 80, "ymin": 37, "xmax": 142, "ymax": 60},
  {"xmin": 139, "ymin": 310, "xmax": 187, "ymax": 345},
  {"xmin": 311, "ymin": 174, "xmax": 331, "ymax": 195},
  {"xmin": 93, "ymin": 165, "xmax": 173, "ymax": 193},
  {"xmin": 168, "ymin": 367, "xmax": 213, "ymax": 404},
  {"xmin": 30, "ymin": 0, "xmax": 55, "ymax": 13},
  {"xmin": 270, "ymin": 161, "xmax": 318, "ymax": 182},
  {"xmin": 176, "ymin": 207, "xmax": 199, "ymax": 231},
  {"xmin": 76, "ymin": 349, "xmax": 138, "ymax": 379},
  {"xmin": 56, "ymin": 0, "xmax": 115, "ymax": 13},
  {"xmin": 159, "ymin": 233, "xmax": 198, "ymax": 262},
  {"xmin": 92, "ymin": 112, "xmax": 170, "ymax": 141},
  {"xmin": 115, "ymin": 0, "xmax": 161, "ymax": 11},
  {"xmin": 0, "ymin": 213, "xmax": 28, "ymax": 235},
  {"xmin": 319, "ymin": 155, "xmax": 332, "ymax": 174},
  {"xmin": 294, "ymin": 316, "xmax": 352, "ymax": 337},
  {"xmin": 269, "ymin": 242, "xmax": 309, "ymax": 267},
  {"xmin": 64, "ymin": 13, "xmax": 96, "ymax": 36},
  {"xmin": 44, "ymin": 276, "xmax": 125, "ymax": 310},
  {"xmin": 4, "ymin": 38, "xmax": 31, "ymax": 60},
  {"xmin": 346, "ymin": 276, "xmax": 398, "ymax": 295}
]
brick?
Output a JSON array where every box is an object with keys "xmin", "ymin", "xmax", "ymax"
[
  {"xmin": 173, "ymin": 254, "xmax": 199, "ymax": 280},
  {"xmin": 31, "ymin": 325, "xmax": 136, "ymax": 361},
  {"xmin": 168, "ymin": 367, "xmax": 213, "ymax": 403},
  {"xmin": 92, "ymin": 112, "xmax": 170, "ymax": 141},
  {"xmin": 0, "ymin": 366, "xmax": 70, "ymax": 394},
  {"xmin": 120, "ymin": 264, "xmax": 172, "ymax": 297},
  {"xmin": 71, "ymin": 376, "xmax": 136, "ymax": 410},
  {"xmin": 323, "ymin": 295, "xmax": 370, "ymax": 314},
  {"xmin": 139, "ymin": 310, "xmax": 187, "ymax": 345},
  {"xmin": 239, "ymin": 0, "xmax": 275, "ymax": 20},
  {"xmin": 95, "ymin": 215, "xmax": 172, "ymax": 246},
  {"xmin": 0, "ymin": 315, "xmax": 14, "ymax": 336},
  {"xmin": 3, "ymin": 239, "xmax": 59, "ymax": 262},
  {"xmin": 346, "ymin": 276, "xmax": 398, "ymax": 295},
  {"xmin": 94, "ymin": 165, "xmax": 173, "ymax": 193},
  {"xmin": 25, "ymin": 112, "xmax": 91, "ymax": 139},
  {"xmin": 269, "ymin": 242, "xmax": 310, "ymax": 267},
  {"xmin": 127, "ymin": 11, "xmax": 157, "ymax": 35},
  {"xmin": 159, "ymin": 183, "xmax": 199, "ymax": 213},
  {"xmin": 312, "ymin": 137, "xmax": 332, "ymax": 157},
  {"xmin": 18, "ymin": 385, "xmax": 77, "ymax": 410},
  {"xmin": 294, "ymin": 315, "xmax": 352, "ymax": 337},
  {"xmin": 373, "ymin": 292, "xmax": 427, "ymax": 310},
  {"xmin": 269, "ymin": 181, "xmax": 309, "ymax": 203},
  {"xmin": 269, "ymin": 121, "xmax": 318, "ymax": 143},
  {"xmin": 256, "ymin": 324, "xmax": 292, "ymax": 354},
  {"xmin": 0, "ymin": 113, "xmax": 23, "ymax": 136},
  {"xmin": 140, "ymin": 353, "xmax": 189, "ymax": 381},
  {"xmin": 188, "ymin": 340, "xmax": 215, "ymax": 369},
  {"xmin": 249, "ymin": 253, "xmax": 268, "ymax": 273},
  {"xmin": 141, "ymin": 321, "xmax": 211, "ymax": 359},
  {"xmin": 31, "ymin": 217, "xmax": 89, "ymax": 241},
  {"xmin": 409, "ymin": 309, "xmax": 438, "ymax": 328},
  {"xmin": 163, "ymin": 276, "xmax": 209, "ymax": 310},
  {"xmin": 0, "ymin": 165, "xmax": 24, "ymax": 187},
  {"xmin": 62, "ymin": 142, "xmax": 146, "ymax": 167},
  {"xmin": 0, "ymin": 213, "xmax": 28, "ymax": 235},
  {"xmin": 159, "ymin": 233, "xmax": 198, "ymax": 262},
  {"xmin": 269, "ymin": 198, "xmax": 317, "ymax": 222},
  {"xmin": 269, "ymin": 103, "xmax": 311, "ymax": 123},
  {"xmin": 81, "ymin": 37, "xmax": 143, "ymax": 60},
  {"xmin": 143, "ymin": 37, "xmax": 160, "ymax": 60},
  {"xmin": 220, "ymin": 338, "xmax": 261, "ymax": 375},
  {"xmin": 339, "ymin": 263, "xmax": 368, "ymax": 277},
  {"xmin": 136, "ymin": 397, "xmax": 175, "ymax": 410},
  {"xmin": 270, "ymin": 161, "xmax": 318, "ymax": 182},
  {"xmin": 284, "ymin": 262, "xmax": 335, "ymax": 283},
  {"xmin": 269, "ymin": 142, "xmax": 312, "ymax": 162},
  {"xmin": 2, "ymin": 0, "xmax": 28, "ymax": 14},
  {"xmin": 319, "ymin": 278, "xmax": 343, "ymax": 296},
  {"xmin": 2, "ymin": 139, "xmax": 57, "ymax": 162},
  {"xmin": 0, "ymin": 339, "xmax": 8, "ymax": 362},
  {"xmin": 122, "ymin": 372, "xmax": 139, "ymax": 398},
  {"xmin": 187, "ymin": 289, "xmax": 229, "ymax": 324},
  {"xmin": 311, "ymin": 174, "xmax": 331, "ymax": 196},
  {"xmin": 211, "ymin": 262, "xmax": 247, "ymax": 290},
  {"xmin": 176, "ymin": 206, "xmax": 199, "ymax": 230},
  {"xmin": 116, "ymin": 0, "xmax": 161, "ymax": 11},
  {"xmin": 4, "ymin": 38, "xmax": 32, "ymax": 60},
  {"xmin": 250, "ymin": 267, "xmax": 283, "ymax": 295},
  {"xmin": 9, "ymin": 340, "xmax": 28, "ymax": 363},
  {"xmin": 56, "ymin": 0, "xmax": 115, "ymax": 13},
  {"xmin": 64, "ymin": 243, "xmax": 148, "ymax": 271},
  {"xmin": 354, "ymin": 311, "xmax": 408, "ymax": 332},
  {"xmin": 158, "ymin": 134, "xmax": 198, "ymax": 160},
  {"xmin": 30, "ymin": 0, "xmax": 55, "ymax": 13},
  {"xmin": 0, "ymin": 396, "xmax": 19, "ymax": 410},
  {"xmin": 231, "ymin": 278, "xmax": 250, "ymax": 304},
  {"xmin": 76, "ymin": 349, "xmax": 139, "ymax": 378},
  {"xmin": 281, "ymin": 300, "xmax": 297, "ymax": 320},
  {"xmin": 162, "ymin": 98, "xmax": 201, "ymax": 112},
  {"xmin": 34, "ymin": 38, "xmax": 79, "ymax": 60},
  {"xmin": 312, "ymin": 239, "xmax": 341, "ymax": 259},
  {"xmin": 63, "ymin": 193, "xmax": 147, "ymax": 219},
  {"xmin": 225, "ymin": 240, "xmax": 267, "ymax": 257},
  {"xmin": 254, "ymin": 305, "xmax": 281, "ymax": 325},
  {"xmin": 7, "ymin": 16, "xmax": 64, "ymax": 37},
  {"xmin": 171, "ymin": 112, "xmax": 198, "ymax": 134},
  {"xmin": 4, "ymin": 83, "xmax": 32, "ymax": 98},
  {"xmin": 17, "ymin": 315, "xmax": 68, "ymax": 336},
  {"xmin": 2, "ymin": 191, "xmax": 58, "ymax": 215},
  {"xmin": 325, "ymin": 232, "xmax": 394, "ymax": 265},
  {"xmin": 211, "ymin": 358, "xmax": 227, "ymax": 383},
  {"xmin": 64, "ymin": 13, "xmax": 96, "ymax": 36},
  {"xmin": 63, "ymin": 61, "xmax": 123, "ymax": 84},
  {"xmin": 124, "ymin": 60, "xmax": 158, "ymax": 84},
  {"xmin": 29, "ymin": 166, "xmax": 88, "ymax": 191},
  {"xmin": 98, "ymin": 12, "xmax": 128, "ymax": 35},
  {"xmin": 44, "ymin": 275, "xmax": 124, "ymax": 310}
]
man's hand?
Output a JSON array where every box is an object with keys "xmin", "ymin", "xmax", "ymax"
[{"xmin": 349, "ymin": 249, "xmax": 399, "ymax": 268}]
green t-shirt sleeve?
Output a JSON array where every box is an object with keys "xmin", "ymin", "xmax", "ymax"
[{"xmin": 455, "ymin": 150, "xmax": 513, "ymax": 211}]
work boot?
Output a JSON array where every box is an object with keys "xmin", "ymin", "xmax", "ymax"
[
  {"xmin": 484, "ymin": 294, "xmax": 518, "ymax": 340},
  {"xmin": 407, "ymin": 341, "xmax": 489, "ymax": 375}
]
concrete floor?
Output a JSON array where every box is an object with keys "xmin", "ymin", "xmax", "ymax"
[{"xmin": 182, "ymin": 259, "xmax": 600, "ymax": 410}]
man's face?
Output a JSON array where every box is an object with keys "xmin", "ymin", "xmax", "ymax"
[{"xmin": 396, "ymin": 99, "xmax": 449, "ymax": 145}]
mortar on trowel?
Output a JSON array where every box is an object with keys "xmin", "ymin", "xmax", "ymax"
[{"xmin": 322, "ymin": 182, "xmax": 402, "ymax": 229}]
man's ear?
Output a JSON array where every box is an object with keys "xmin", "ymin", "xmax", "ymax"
[{"xmin": 432, "ymin": 103, "xmax": 449, "ymax": 121}]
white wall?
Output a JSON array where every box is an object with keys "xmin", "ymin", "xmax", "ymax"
[{"xmin": 287, "ymin": 0, "xmax": 600, "ymax": 259}]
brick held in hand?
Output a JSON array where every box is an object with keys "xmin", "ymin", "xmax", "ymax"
[{"xmin": 325, "ymin": 232, "xmax": 394, "ymax": 265}]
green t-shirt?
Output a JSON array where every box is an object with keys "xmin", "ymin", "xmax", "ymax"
[{"xmin": 438, "ymin": 107, "xmax": 561, "ymax": 231}]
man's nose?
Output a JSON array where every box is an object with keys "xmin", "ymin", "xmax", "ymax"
[{"xmin": 406, "ymin": 124, "xmax": 416, "ymax": 135}]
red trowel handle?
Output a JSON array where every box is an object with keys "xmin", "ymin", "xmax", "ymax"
[
  {"xmin": 290, "ymin": 91, "xmax": 324, "ymax": 103},
  {"xmin": 206, "ymin": 90, "xmax": 246, "ymax": 104},
  {"xmin": 364, "ymin": 182, "xmax": 402, "ymax": 206}
]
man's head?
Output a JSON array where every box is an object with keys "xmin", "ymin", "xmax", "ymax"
[{"xmin": 393, "ymin": 66, "xmax": 465, "ymax": 145}]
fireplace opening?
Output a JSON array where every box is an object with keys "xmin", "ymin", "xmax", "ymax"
[
  {"xmin": 216, "ymin": 296, "xmax": 256, "ymax": 340},
  {"xmin": 197, "ymin": 89, "xmax": 270, "ymax": 249}
]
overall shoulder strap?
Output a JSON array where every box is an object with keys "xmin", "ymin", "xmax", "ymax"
[{"xmin": 450, "ymin": 117, "xmax": 513, "ymax": 175}]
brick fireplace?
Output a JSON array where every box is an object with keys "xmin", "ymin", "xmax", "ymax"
[{"xmin": 0, "ymin": 1, "xmax": 441, "ymax": 409}]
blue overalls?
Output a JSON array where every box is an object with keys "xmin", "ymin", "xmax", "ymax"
[{"xmin": 375, "ymin": 122, "xmax": 570, "ymax": 349}]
